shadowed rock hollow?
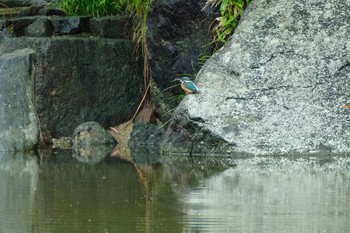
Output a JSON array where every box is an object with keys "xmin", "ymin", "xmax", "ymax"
[
  {"xmin": 146, "ymin": 0, "xmax": 215, "ymax": 90},
  {"xmin": 162, "ymin": 0, "xmax": 350, "ymax": 155}
]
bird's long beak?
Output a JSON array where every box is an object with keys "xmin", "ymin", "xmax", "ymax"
[{"xmin": 174, "ymin": 78, "xmax": 182, "ymax": 82}]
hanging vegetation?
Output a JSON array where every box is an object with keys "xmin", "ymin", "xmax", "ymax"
[{"xmin": 205, "ymin": 0, "xmax": 252, "ymax": 49}]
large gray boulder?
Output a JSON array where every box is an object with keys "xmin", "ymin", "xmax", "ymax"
[
  {"xmin": 162, "ymin": 0, "xmax": 350, "ymax": 155},
  {"xmin": 0, "ymin": 49, "xmax": 39, "ymax": 151},
  {"xmin": 72, "ymin": 121, "xmax": 116, "ymax": 164}
]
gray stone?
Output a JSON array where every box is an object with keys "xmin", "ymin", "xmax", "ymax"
[
  {"xmin": 129, "ymin": 122, "xmax": 164, "ymax": 147},
  {"xmin": 50, "ymin": 16, "xmax": 90, "ymax": 35},
  {"xmin": 24, "ymin": 17, "xmax": 52, "ymax": 37},
  {"xmin": 72, "ymin": 121, "xmax": 116, "ymax": 146},
  {"xmin": 19, "ymin": 5, "xmax": 45, "ymax": 16},
  {"xmin": 0, "ymin": 28, "xmax": 15, "ymax": 41},
  {"xmin": 18, "ymin": 6, "xmax": 65, "ymax": 17},
  {"xmin": 3, "ymin": 17, "xmax": 39, "ymax": 36},
  {"xmin": 0, "ymin": 0, "xmax": 46, "ymax": 7},
  {"xmin": 162, "ymin": 0, "xmax": 350, "ymax": 155},
  {"xmin": 0, "ymin": 49, "xmax": 39, "ymax": 152},
  {"xmin": 1, "ymin": 16, "xmax": 87, "ymax": 37},
  {"xmin": 0, "ymin": 36, "xmax": 143, "ymax": 137},
  {"xmin": 90, "ymin": 16, "xmax": 132, "ymax": 38},
  {"xmin": 128, "ymin": 122, "xmax": 164, "ymax": 164},
  {"xmin": 37, "ymin": 8, "xmax": 66, "ymax": 16},
  {"xmin": 72, "ymin": 121, "xmax": 116, "ymax": 164}
]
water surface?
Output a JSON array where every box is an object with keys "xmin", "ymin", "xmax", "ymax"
[{"xmin": 1, "ymin": 152, "xmax": 350, "ymax": 233}]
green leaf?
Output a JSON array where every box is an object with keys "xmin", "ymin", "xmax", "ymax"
[{"xmin": 220, "ymin": 0, "xmax": 229, "ymax": 14}]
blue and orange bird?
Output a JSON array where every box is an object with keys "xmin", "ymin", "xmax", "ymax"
[{"xmin": 175, "ymin": 77, "xmax": 201, "ymax": 94}]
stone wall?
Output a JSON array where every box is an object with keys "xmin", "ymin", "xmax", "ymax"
[
  {"xmin": 0, "ymin": 5, "xmax": 142, "ymax": 138},
  {"xmin": 1, "ymin": 0, "xmax": 56, "ymax": 7}
]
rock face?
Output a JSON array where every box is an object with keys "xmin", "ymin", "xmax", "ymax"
[
  {"xmin": 0, "ymin": 15, "xmax": 142, "ymax": 138},
  {"xmin": 162, "ymin": 0, "xmax": 350, "ymax": 155},
  {"xmin": 146, "ymin": 0, "xmax": 215, "ymax": 90},
  {"xmin": 0, "ymin": 49, "xmax": 39, "ymax": 151},
  {"xmin": 24, "ymin": 18, "xmax": 53, "ymax": 37},
  {"xmin": 90, "ymin": 16, "xmax": 132, "ymax": 38},
  {"xmin": 128, "ymin": 122, "xmax": 164, "ymax": 164},
  {"xmin": 50, "ymin": 16, "xmax": 90, "ymax": 35},
  {"xmin": 72, "ymin": 121, "xmax": 116, "ymax": 164},
  {"xmin": 129, "ymin": 122, "xmax": 164, "ymax": 147}
]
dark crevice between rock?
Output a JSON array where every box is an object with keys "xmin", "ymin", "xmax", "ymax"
[
  {"xmin": 335, "ymin": 61, "xmax": 350, "ymax": 75},
  {"xmin": 189, "ymin": 117, "xmax": 206, "ymax": 124},
  {"xmin": 253, "ymin": 85, "xmax": 315, "ymax": 93},
  {"xmin": 251, "ymin": 54, "xmax": 277, "ymax": 69},
  {"xmin": 225, "ymin": 96, "xmax": 253, "ymax": 101}
]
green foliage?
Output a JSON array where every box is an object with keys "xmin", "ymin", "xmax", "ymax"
[
  {"xmin": 60, "ymin": 0, "xmax": 150, "ymax": 56},
  {"xmin": 126, "ymin": 0, "xmax": 150, "ymax": 54},
  {"xmin": 198, "ymin": 55, "xmax": 211, "ymax": 65},
  {"xmin": 206, "ymin": 0, "xmax": 252, "ymax": 49},
  {"xmin": 60, "ymin": 0, "xmax": 128, "ymax": 17},
  {"xmin": 59, "ymin": 0, "xmax": 150, "ymax": 56}
]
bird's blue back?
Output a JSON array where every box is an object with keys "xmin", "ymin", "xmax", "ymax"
[{"xmin": 183, "ymin": 80, "xmax": 200, "ymax": 93}]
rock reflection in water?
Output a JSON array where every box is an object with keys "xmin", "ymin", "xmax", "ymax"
[
  {"xmin": 33, "ymin": 155, "xmax": 169, "ymax": 233},
  {"xmin": 0, "ymin": 152, "xmax": 39, "ymax": 233},
  {"xmin": 1, "ymin": 151, "xmax": 350, "ymax": 233},
  {"xmin": 182, "ymin": 156, "xmax": 350, "ymax": 233},
  {"xmin": 32, "ymin": 151, "xmax": 222, "ymax": 233}
]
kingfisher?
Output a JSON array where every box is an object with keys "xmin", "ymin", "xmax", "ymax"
[{"xmin": 175, "ymin": 77, "xmax": 201, "ymax": 94}]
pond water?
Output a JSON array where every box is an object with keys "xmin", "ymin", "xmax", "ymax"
[{"xmin": 1, "ymin": 151, "xmax": 350, "ymax": 233}]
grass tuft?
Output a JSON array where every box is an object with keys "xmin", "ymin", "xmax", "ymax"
[
  {"xmin": 205, "ymin": 0, "xmax": 252, "ymax": 50},
  {"xmin": 60, "ymin": 0, "xmax": 128, "ymax": 17}
]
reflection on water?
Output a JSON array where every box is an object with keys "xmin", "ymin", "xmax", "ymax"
[
  {"xmin": 0, "ymin": 152, "xmax": 39, "ymax": 233},
  {"xmin": 183, "ymin": 156, "xmax": 350, "ymax": 233},
  {"xmin": 0, "ymin": 152, "xmax": 350, "ymax": 233}
]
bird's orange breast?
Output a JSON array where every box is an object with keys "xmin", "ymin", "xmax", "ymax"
[{"xmin": 181, "ymin": 83, "xmax": 194, "ymax": 94}]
